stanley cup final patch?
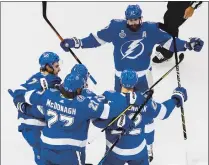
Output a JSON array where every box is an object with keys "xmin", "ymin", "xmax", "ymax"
[{"xmin": 119, "ymin": 30, "xmax": 126, "ymax": 38}]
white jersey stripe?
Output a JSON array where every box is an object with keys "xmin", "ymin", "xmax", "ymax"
[
  {"xmin": 106, "ymin": 139, "xmax": 146, "ymax": 156},
  {"xmin": 41, "ymin": 134, "xmax": 87, "ymax": 147},
  {"xmin": 145, "ymin": 122, "xmax": 155, "ymax": 133},
  {"xmin": 156, "ymin": 104, "xmax": 167, "ymax": 120},
  {"xmin": 92, "ymin": 33, "xmax": 106, "ymax": 45},
  {"xmin": 100, "ymin": 104, "xmax": 110, "ymax": 119},
  {"xmin": 76, "ymin": 151, "xmax": 82, "ymax": 165},
  {"xmin": 18, "ymin": 118, "xmax": 46, "ymax": 126},
  {"xmin": 25, "ymin": 90, "xmax": 35, "ymax": 105}
]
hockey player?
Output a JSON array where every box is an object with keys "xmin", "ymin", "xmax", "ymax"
[
  {"xmin": 152, "ymin": 1, "xmax": 203, "ymax": 63},
  {"xmin": 60, "ymin": 4, "xmax": 203, "ymax": 93},
  {"xmin": 59, "ymin": 4, "xmax": 200, "ymax": 161},
  {"xmin": 71, "ymin": 63, "xmax": 89, "ymax": 88},
  {"xmin": 10, "ymin": 52, "xmax": 62, "ymax": 165},
  {"xmin": 12, "ymin": 72, "xmax": 135, "ymax": 165},
  {"xmin": 92, "ymin": 69, "xmax": 188, "ymax": 165}
]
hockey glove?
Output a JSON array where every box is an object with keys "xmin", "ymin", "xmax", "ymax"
[
  {"xmin": 185, "ymin": 37, "xmax": 204, "ymax": 52},
  {"xmin": 13, "ymin": 99, "xmax": 28, "ymax": 113},
  {"xmin": 60, "ymin": 37, "xmax": 82, "ymax": 51},
  {"xmin": 171, "ymin": 87, "xmax": 188, "ymax": 108}
]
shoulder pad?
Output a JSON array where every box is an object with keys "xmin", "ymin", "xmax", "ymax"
[
  {"xmin": 27, "ymin": 78, "xmax": 38, "ymax": 85},
  {"xmin": 146, "ymin": 21, "xmax": 156, "ymax": 24},
  {"xmin": 81, "ymin": 88, "xmax": 96, "ymax": 97},
  {"xmin": 103, "ymin": 90, "xmax": 116, "ymax": 97},
  {"xmin": 107, "ymin": 90, "xmax": 116, "ymax": 93},
  {"xmin": 112, "ymin": 19, "xmax": 124, "ymax": 22},
  {"xmin": 33, "ymin": 72, "xmax": 42, "ymax": 78},
  {"xmin": 111, "ymin": 19, "xmax": 126, "ymax": 25},
  {"xmin": 83, "ymin": 88, "xmax": 93, "ymax": 94},
  {"xmin": 25, "ymin": 73, "xmax": 40, "ymax": 85},
  {"xmin": 143, "ymin": 21, "xmax": 158, "ymax": 28}
]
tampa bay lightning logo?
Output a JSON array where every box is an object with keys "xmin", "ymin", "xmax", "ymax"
[{"xmin": 120, "ymin": 39, "xmax": 144, "ymax": 60}]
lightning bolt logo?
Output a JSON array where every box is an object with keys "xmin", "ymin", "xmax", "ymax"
[{"xmin": 121, "ymin": 39, "xmax": 144, "ymax": 60}]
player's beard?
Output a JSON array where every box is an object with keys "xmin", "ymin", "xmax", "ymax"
[{"xmin": 127, "ymin": 24, "xmax": 141, "ymax": 32}]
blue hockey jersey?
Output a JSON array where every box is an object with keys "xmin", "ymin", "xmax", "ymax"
[
  {"xmin": 93, "ymin": 90, "xmax": 177, "ymax": 161},
  {"xmin": 14, "ymin": 72, "xmax": 61, "ymax": 131},
  {"xmin": 14, "ymin": 87, "xmax": 134, "ymax": 152},
  {"xmin": 80, "ymin": 19, "xmax": 187, "ymax": 76}
]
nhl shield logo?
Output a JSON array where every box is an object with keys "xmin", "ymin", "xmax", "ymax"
[{"xmin": 119, "ymin": 30, "xmax": 126, "ymax": 38}]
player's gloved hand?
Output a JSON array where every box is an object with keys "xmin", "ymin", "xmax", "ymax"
[
  {"xmin": 16, "ymin": 102, "xmax": 27, "ymax": 113},
  {"xmin": 13, "ymin": 99, "xmax": 28, "ymax": 113},
  {"xmin": 12, "ymin": 89, "xmax": 29, "ymax": 113},
  {"xmin": 60, "ymin": 37, "xmax": 82, "ymax": 51},
  {"xmin": 185, "ymin": 37, "xmax": 204, "ymax": 52},
  {"xmin": 171, "ymin": 87, "xmax": 188, "ymax": 108},
  {"xmin": 11, "ymin": 89, "xmax": 26, "ymax": 99},
  {"xmin": 143, "ymin": 89, "xmax": 154, "ymax": 98},
  {"xmin": 108, "ymin": 114, "xmax": 135, "ymax": 133},
  {"xmin": 8, "ymin": 89, "xmax": 14, "ymax": 98}
]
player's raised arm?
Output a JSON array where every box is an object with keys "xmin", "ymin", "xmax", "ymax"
[
  {"xmin": 83, "ymin": 95, "xmax": 121, "ymax": 120},
  {"xmin": 13, "ymin": 86, "xmax": 49, "ymax": 108},
  {"xmin": 135, "ymin": 87, "xmax": 187, "ymax": 120},
  {"xmin": 60, "ymin": 20, "xmax": 114, "ymax": 51},
  {"xmin": 152, "ymin": 23, "xmax": 204, "ymax": 52}
]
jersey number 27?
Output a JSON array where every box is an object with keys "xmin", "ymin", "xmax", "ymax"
[{"xmin": 47, "ymin": 109, "xmax": 74, "ymax": 128}]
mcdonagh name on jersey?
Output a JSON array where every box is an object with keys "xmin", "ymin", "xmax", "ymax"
[{"xmin": 46, "ymin": 99, "xmax": 76, "ymax": 115}]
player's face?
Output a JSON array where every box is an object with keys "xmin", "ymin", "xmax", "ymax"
[
  {"xmin": 52, "ymin": 62, "xmax": 61, "ymax": 75},
  {"xmin": 127, "ymin": 18, "xmax": 142, "ymax": 32}
]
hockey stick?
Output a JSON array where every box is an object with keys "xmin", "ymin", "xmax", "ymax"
[
  {"xmin": 173, "ymin": 36, "xmax": 187, "ymax": 140},
  {"xmin": 101, "ymin": 53, "xmax": 184, "ymax": 132},
  {"xmin": 97, "ymin": 90, "xmax": 154, "ymax": 165},
  {"xmin": 42, "ymin": 1, "xmax": 97, "ymax": 85},
  {"xmin": 88, "ymin": 53, "xmax": 184, "ymax": 145},
  {"xmin": 97, "ymin": 54, "xmax": 185, "ymax": 164}
]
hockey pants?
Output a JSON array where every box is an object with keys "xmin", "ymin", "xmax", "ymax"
[
  {"xmin": 41, "ymin": 147, "xmax": 85, "ymax": 165},
  {"xmin": 22, "ymin": 127, "xmax": 42, "ymax": 165},
  {"xmin": 102, "ymin": 152, "xmax": 149, "ymax": 165}
]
